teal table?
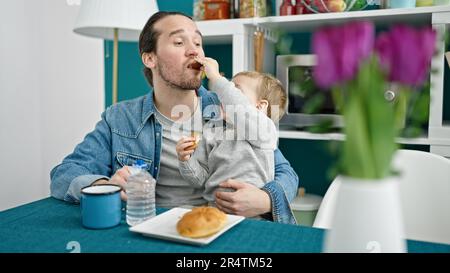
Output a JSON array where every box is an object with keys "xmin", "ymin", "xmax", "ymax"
[{"xmin": 1, "ymin": 198, "xmax": 449, "ymax": 253}]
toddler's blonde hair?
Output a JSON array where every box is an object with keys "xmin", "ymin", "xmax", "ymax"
[{"xmin": 233, "ymin": 71, "xmax": 287, "ymax": 122}]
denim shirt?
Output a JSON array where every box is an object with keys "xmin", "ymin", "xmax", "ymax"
[{"xmin": 50, "ymin": 86, "xmax": 299, "ymax": 224}]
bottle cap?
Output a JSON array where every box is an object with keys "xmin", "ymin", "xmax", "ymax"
[{"xmin": 133, "ymin": 159, "xmax": 148, "ymax": 169}]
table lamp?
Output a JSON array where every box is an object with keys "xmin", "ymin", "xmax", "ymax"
[{"xmin": 73, "ymin": 0, "xmax": 159, "ymax": 104}]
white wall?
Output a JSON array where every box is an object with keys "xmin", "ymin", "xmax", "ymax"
[{"xmin": 0, "ymin": 0, "xmax": 104, "ymax": 211}]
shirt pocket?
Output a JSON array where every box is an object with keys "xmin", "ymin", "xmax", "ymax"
[{"xmin": 115, "ymin": 151, "xmax": 153, "ymax": 173}]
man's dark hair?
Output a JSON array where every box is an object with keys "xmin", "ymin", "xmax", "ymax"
[{"xmin": 139, "ymin": 11, "xmax": 193, "ymax": 87}]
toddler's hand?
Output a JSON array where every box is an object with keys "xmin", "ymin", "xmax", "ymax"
[
  {"xmin": 176, "ymin": 136, "xmax": 196, "ymax": 161},
  {"xmin": 194, "ymin": 56, "xmax": 221, "ymax": 82}
]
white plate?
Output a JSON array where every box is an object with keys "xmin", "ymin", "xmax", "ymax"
[{"xmin": 129, "ymin": 207, "xmax": 245, "ymax": 246}]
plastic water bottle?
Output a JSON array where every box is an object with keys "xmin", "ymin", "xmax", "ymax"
[{"xmin": 126, "ymin": 160, "xmax": 156, "ymax": 226}]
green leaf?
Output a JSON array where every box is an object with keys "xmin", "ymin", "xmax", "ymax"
[
  {"xmin": 339, "ymin": 57, "xmax": 396, "ymax": 179},
  {"xmin": 393, "ymin": 87, "xmax": 409, "ymax": 133},
  {"xmin": 362, "ymin": 57, "xmax": 396, "ymax": 178},
  {"xmin": 341, "ymin": 87, "xmax": 376, "ymax": 178}
]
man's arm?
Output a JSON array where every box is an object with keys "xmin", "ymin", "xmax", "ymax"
[
  {"xmin": 50, "ymin": 111, "xmax": 112, "ymax": 203},
  {"xmin": 215, "ymin": 148, "xmax": 299, "ymax": 224},
  {"xmin": 262, "ymin": 148, "xmax": 299, "ymax": 224}
]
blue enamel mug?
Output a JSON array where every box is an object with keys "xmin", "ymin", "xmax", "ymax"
[{"xmin": 81, "ymin": 185, "xmax": 122, "ymax": 229}]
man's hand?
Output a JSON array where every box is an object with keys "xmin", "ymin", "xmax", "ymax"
[
  {"xmin": 176, "ymin": 136, "xmax": 196, "ymax": 161},
  {"xmin": 92, "ymin": 166, "xmax": 130, "ymax": 201},
  {"xmin": 215, "ymin": 179, "xmax": 271, "ymax": 218}
]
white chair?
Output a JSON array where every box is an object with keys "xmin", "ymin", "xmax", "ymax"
[
  {"xmin": 313, "ymin": 149, "xmax": 450, "ymax": 245},
  {"xmin": 312, "ymin": 176, "xmax": 342, "ymax": 230}
]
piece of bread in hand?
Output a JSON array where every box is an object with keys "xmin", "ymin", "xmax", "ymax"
[
  {"xmin": 177, "ymin": 207, "xmax": 227, "ymax": 238},
  {"xmin": 185, "ymin": 131, "xmax": 200, "ymax": 151}
]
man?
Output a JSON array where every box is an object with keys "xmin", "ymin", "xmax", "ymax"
[{"xmin": 50, "ymin": 11, "xmax": 298, "ymax": 224}]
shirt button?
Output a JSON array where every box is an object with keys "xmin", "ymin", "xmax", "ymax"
[{"xmin": 156, "ymin": 132, "xmax": 160, "ymax": 137}]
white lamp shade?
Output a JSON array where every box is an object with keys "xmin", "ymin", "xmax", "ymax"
[{"xmin": 73, "ymin": 0, "xmax": 159, "ymax": 41}]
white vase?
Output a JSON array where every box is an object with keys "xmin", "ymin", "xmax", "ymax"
[{"xmin": 324, "ymin": 176, "xmax": 406, "ymax": 253}]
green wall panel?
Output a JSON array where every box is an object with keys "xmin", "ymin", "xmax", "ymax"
[
  {"xmin": 104, "ymin": 41, "xmax": 149, "ymax": 106},
  {"xmin": 278, "ymin": 139, "xmax": 337, "ymax": 196}
]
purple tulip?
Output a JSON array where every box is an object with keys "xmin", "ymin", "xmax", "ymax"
[
  {"xmin": 375, "ymin": 25, "xmax": 436, "ymax": 87},
  {"xmin": 312, "ymin": 21, "xmax": 375, "ymax": 89}
]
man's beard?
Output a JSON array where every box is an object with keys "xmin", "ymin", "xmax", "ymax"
[{"xmin": 158, "ymin": 60, "xmax": 202, "ymax": 90}]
